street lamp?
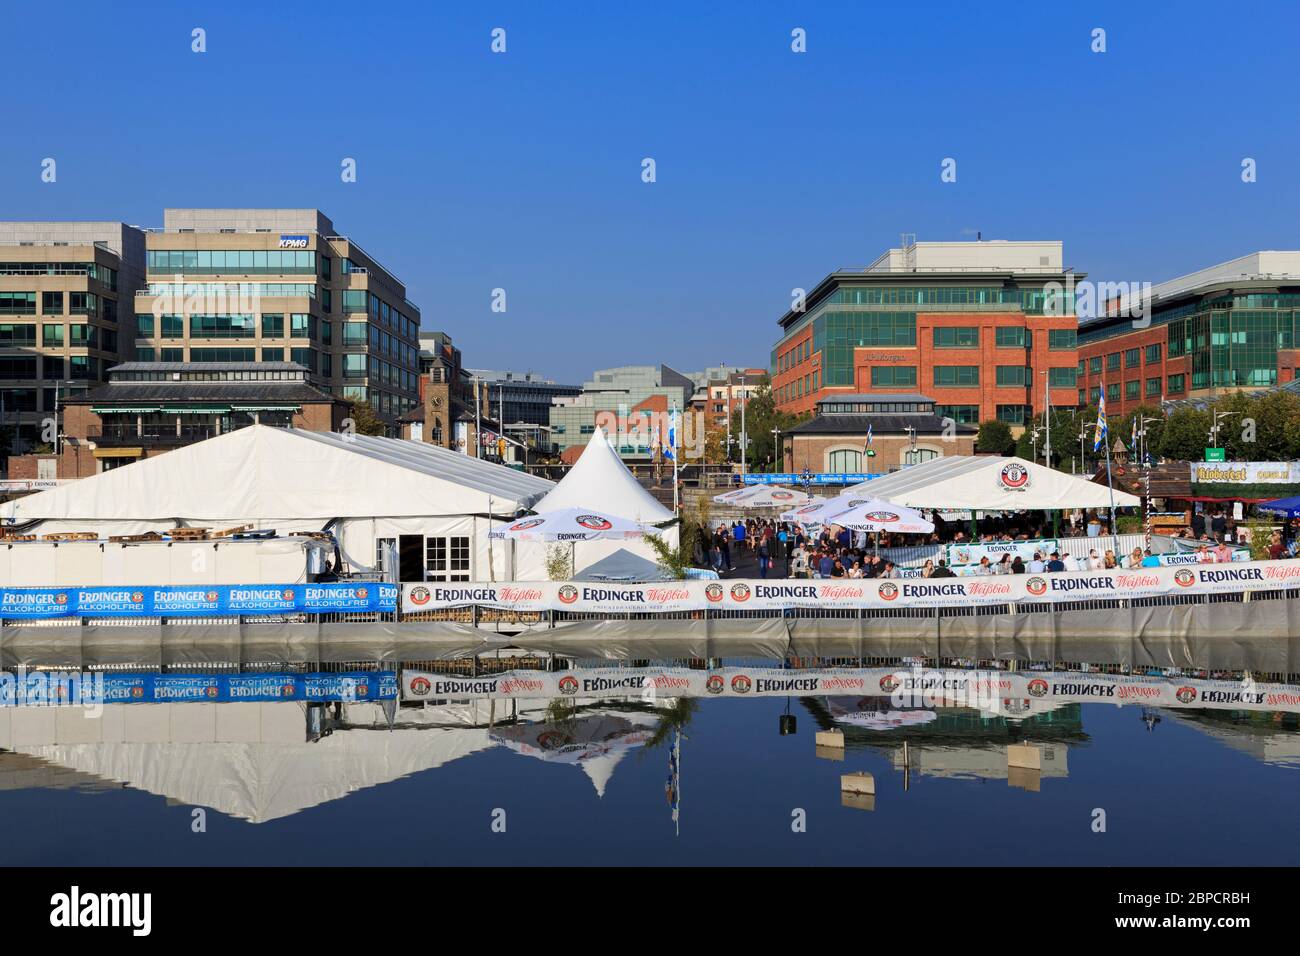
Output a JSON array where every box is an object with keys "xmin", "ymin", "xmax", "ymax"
[
  {"xmin": 1077, "ymin": 425, "xmax": 1089, "ymax": 475},
  {"xmin": 1209, "ymin": 410, "xmax": 1239, "ymax": 453},
  {"xmin": 1136, "ymin": 416, "xmax": 1159, "ymax": 466},
  {"xmin": 770, "ymin": 425, "xmax": 781, "ymax": 473},
  {"xmin": 1040, "ymin": 369, "xmax": 1052, "ymax": 467}
]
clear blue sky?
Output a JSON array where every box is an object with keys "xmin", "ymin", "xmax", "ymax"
[{"xmin": 4, "ymin": 0, "xmax": 1297, "ymax": 383}]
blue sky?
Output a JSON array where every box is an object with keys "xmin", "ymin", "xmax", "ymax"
[{"xmin": 4, "ymin": 0, "xmax": 1298, "ymax": 382}]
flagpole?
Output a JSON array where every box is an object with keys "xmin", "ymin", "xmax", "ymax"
[{"xmin": 1102, "ymin": 417, "xmax": 1118, "ymax": 556}]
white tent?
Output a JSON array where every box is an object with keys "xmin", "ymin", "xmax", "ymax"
[
  {"xmin": 516, "ymin": 429, "xmax": 677, "ymax": 577},
  {"xmin": 0, "ymin": 426, "xmax": 555, "ymax": 583},
  {"xmin": 573, "ymin": 548, "xmax": 675, "ymax": 583},
  {"xmin": 843, "ymin": 456, "xmax": 1141, "ymax": 511}
]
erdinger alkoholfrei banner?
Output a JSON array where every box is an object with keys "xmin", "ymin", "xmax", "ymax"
[
  {"xmin": 400, "ymin": 559, "xmax": 1300, "ymax": 614},
  {"xmin": 399, "ymin": 665, "xmax": 1300, "ymax": 714},
  {"xmin": 0, "ymin": 582, "xmax": 399, "ymax": 619},
  {"xmin": 0, "ymin": 670, "xmax": 400, "ymax": 706}
]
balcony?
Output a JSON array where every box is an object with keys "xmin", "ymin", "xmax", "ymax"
[{"xmin": 90, "ymin": 424, "xmax": 219, "ymax": 447}]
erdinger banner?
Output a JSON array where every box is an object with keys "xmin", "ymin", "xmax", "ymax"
[
  {"xmin": 947, "ymin": 539, "xmax": 1058, "ymax": 566},
  {"xmin": 400, "ymin": 559, "xmax": 1300, "ymax": 613},
  {"xmin": 400, "ymin": 665, "xmax": 1300, "ymax": 715},
  {"xmin": 0, "ymin": 583, "xmax": 399, "ymax": 619},
  {"xmin": 0, "ymin": 670, "xmax": 399, "ymax": 706}
]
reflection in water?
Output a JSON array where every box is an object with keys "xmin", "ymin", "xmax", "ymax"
[{"xmin": 0, "ymin": 665, "xmax": 1297, "ymax": 844}]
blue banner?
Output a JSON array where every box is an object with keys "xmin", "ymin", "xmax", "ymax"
[
  {"xmin": 743, "ymin": 473, "xmax": 878, "ymax": 485},
  {"xmin": 0, "ymin": 583, "xmax": 400, "ymax": 619},
  {"xmin": 0, "ymin": 671, "xmax": 398, "ymax": 706}
]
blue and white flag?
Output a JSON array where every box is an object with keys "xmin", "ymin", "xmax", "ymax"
[
  {"xmin": 664, "ymin": 406, "xmax": 678, "ymax": 461},
  {"xmin": 866, "ymin": 423, "xmax": 873, "ymax": 446},
  {"xmin": 1093, "ymin": 394, "xmax": 1108, "ymax": 452}
]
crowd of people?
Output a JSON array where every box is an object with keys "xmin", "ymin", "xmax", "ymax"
[{"xmin": 692, "ymin": 505, "xmax": 1299, "ymax": 580}]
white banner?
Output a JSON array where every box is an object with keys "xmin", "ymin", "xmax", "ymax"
[
  {"xmin": 1190, "ymin": 461, "xmax": 1300, "ymax": 484},
  {"xmin": 401, "ymin": 559, "xmax": 1300, "ymax": 614},
  {"xmin": 947, "ymin": 539, "xmax": 1058, "ymax": 566},
  {"xmin": 401, "ymin": 665, "xmax": 1300, "ymax": 714}
]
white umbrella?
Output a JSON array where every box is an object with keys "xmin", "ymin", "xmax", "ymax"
[
  {"xmin": 823, "ymin": 497, "xmax": 935, "ymax": 534},
  {"xmin": 488, "ymin": 506, "xmax": 648, "ymax": 542},
  {"xmin": 779, "ymin": 490, "xmax": 888, "ymax": 523}
]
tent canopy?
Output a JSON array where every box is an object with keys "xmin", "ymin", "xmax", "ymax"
[
  {"xmin": 1259, "ymin": 496, "xmax": 1300, "ymax": 517},
  {"xmin": 573, "ymin": 548, "xmax": 675, "ymax": 582},
  {"xmin": 845, "ymin": 455, "xmax": 1141, "ymax": 511},
  {"xmin": 534, "ymin": 428, "xmax": 673, "ymax": 524},
  {"xmin": 0, "ymin": 425, "xmax": 554, "ymax": 524}
]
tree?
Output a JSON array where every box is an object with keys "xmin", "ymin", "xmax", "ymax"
[
  {"xmin": 348, "ymin": 399, "xmax": 388, "ymax": 437},
  {"xmin": 1158, "ymin": 406, "xmax": 1211, "ymax": 461},
  {"xmin": 728, "ymin": 376, "xmax": 808, "ymax": 472},
  {"xmin": 975, "ymin": 420, "xmax": 1015, "ymax": 456}
]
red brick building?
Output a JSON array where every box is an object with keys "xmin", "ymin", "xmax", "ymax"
[{"xmin": 772, "ymin": 241, "xmax": 1081, "ymax": 431}]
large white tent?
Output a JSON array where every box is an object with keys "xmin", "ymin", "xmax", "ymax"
[
  {"xmin": 843, "ymin": 455, "xmax": 1141, "ymax": 511},
  {"xmin": 515, "ymin": 428, "xmax": 677, "ymax": 577},
  {"xmin": 0, "ymin": 425, "xmax": 555, "ymax": 583}
]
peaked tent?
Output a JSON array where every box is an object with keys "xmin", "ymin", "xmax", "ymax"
[
  {"xmin": 0, "ymin": 425, "xmax": 555, "ymax": 582},
  {"xmin": 843, "ymin": 455, "xmax": 1140, "ymax": 511},
  {"xmin": 573, "ymin": 548, "xmax": 675, "ymax": 583},
  {"xmin": 516, "ymin": 428, "xmax": 677, "ymax": 578}
]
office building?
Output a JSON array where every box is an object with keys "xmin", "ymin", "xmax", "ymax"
[
  {"xmin": 772, "ymin": 240, "xmax": 1081, "ymax": 429},
  {"xmin": 784, "ymin": 393, "xmax": 976, "ymax": 474},
  {"xmin": 1077, "ymin": 251, "xmax": 1300, "ymax": 416},
  {"xmin": 548, "ymin": 364, "xmax": 695, "ymax": 459},
  {"xmin": 0, "ymin": 221, "xmax": 146, "ymax": 453},
  {"xmin": 136, "ymin": 208, "xmax": 420, "ymax": 422}
]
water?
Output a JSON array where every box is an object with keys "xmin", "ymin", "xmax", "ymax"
[{"xmin": 1, "ymin": 675, "xmax": 1297, "ymax": 866}]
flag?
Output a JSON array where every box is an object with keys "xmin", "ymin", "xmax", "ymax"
[
  {"xmin": 1130, "ymin": 417, "xmax": 1136, "ymax": 455},
  {"xmin": 664, "ymin": 406, "xmax": 678, "ymax": 461},
  {"xmin": 1093, "ymin": 394, "xmax": 1108, "ymax": 452},
  {"xmin": 866, "ymin": 423, "xmax": 873, "ymax": 446}
]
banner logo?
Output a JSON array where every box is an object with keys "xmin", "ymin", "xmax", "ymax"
[
  {"xmin": 879, "ymin": 673, "xmax": 901, "ymax": 692},
  {"xmin": 1028, "ymin": 678, "xmax": 1049, "ymax": 697},
  {"xmin": 1175, "ymin": 686, "xmax": 1197, "ymax": 704},
  {"xmin": 557, "ymin": 585, "xmax": 579, "ymax": 604},
  {"xmin": 865, "ymin": 511, "xmax": 899, "ymax": 523},
  {"xmin": 558, "ymin": 675, "xmax": 580, "ymax": 695},
  {"xmin": 705, "ymin": 674, "xmax": 725, "ymax": 694},
  {"xmin": 1026, "ymin": 576, "xmax": 1048, "ymax": 596},
  {"xmin": 999, "ymin": 463, "xmax": 1030, "ymax": 491},
  {"xmin": 878, "ymin": 582, "xmax": 899, "ymax": 601},
  {"xmin": 1174, "ymin": 569, "xmax": 1196, "ymax": 588},
  {"xmin": 510, "ymin": 518, "xmax": 545, "ymax": 531},
  {"xmin": 575, "ymin": 514, "xmax": 613, "ymax": 531},
  {"xmin": 409, "ymin": 586, "xmax": 431, "ymax": 606},
  {"xmin": 131, "ymin": 592, "xmax": 144, "ymax": 603},
  {"xmin": 730, "ymin": 583, "xmax": 751, "ymax": 602},
  {"xmin": 730, "ymin": 674, "xmax": 752, "ymax": 694},
  {"xmin": 704, "ymin": 583, "xmax": 724, "ymax": 603},
  {"xmin": 771, "ymin": 491, "xmax": 795, "ymax": 500}
]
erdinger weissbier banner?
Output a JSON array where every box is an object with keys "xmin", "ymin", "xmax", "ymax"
[
  {"xmin": 0, "ymin": 583, "xmax": 399, "ymax": 619},
  {"xmin": 400, "ymin": 665, "xmax": 1300, "ymax": 715},
  {"xmin": 400, "ymin": 559, "xmax": 1300, "ymax": 614}
]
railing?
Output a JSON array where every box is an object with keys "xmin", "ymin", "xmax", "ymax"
[{"xmin": 90, "ymin": 425, "xmax": 219, "ymax": 446}]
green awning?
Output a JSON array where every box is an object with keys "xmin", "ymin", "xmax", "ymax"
[
  {"xmin": 92, "ymin": 406, "xmax": 164, "ymax": 414},
  {"xmin": 162, "ymin": 407, "xmax": 232, "ymax": 414},
  {"xmin": 232, "ymin": 405, "xmax": 301, "ymax": 412}
]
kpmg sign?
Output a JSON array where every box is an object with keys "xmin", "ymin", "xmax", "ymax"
[
  {"xmin": 278, "ymin": 234, "xmax": 310, "ymax": 249},
  {"xmin": 744, "ymin": 473, "xmax": 877, "ymax": 485}
]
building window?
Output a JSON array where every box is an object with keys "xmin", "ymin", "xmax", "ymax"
[
  {"xmin": 1048, "ymin": 329, "xmax": 1076, "ymax": 350},
  {"xmin": 903, "ymin": 448, "xmax": 938, "ymax": 465},
  {"xmin": 262, "ymin": 313, "xmax": 284, "ymax": 337},
  {"xmin": 1089, "ymin": 387, "xmax": 1101, "ymax": 404},
  {"xmin": 1167, "ymin": 374, "xmax": 1185, "ymax": 394},
  {"xmin": 425, "ymin": 535, "xmax": 471, "ymax": 582},
  {"xmin": 343, "ymin": 322, "xmax": 367, "ymax": 346},
  {"xmin": 343, "ymin": 354, "xmax": 366, "ymax": 378},
  {"xmin": 1106, "ymin": 352, "xmax": 1121, "ymax": 371},
  {"xmin": 41, "ymin": 292, "xmax": 63, "ymax": 315},
  {"xmin": 933, "ymin": 366, "xmax": 979, "ymax": 387},
  {"xmin": 1089, "ymin": 356, "xmax": 1102, "ymax": 374},
  {"xmin": 1107, "ymin": 383, "xmax": 1120, "ymax": 402},
  {"xmin": 827, "ymin": 449, "xmax": 862, "ymax": 472},
  {"xmin": 160, "ymin": 314, "xmax": 185, "ymax": 338},
  {"xmin": 932, "ymin": 327, "xmax": 979, "ymax": 349},
  {"xmin": 997, "ymin": 404, "xmax": 1028, "ymax": 424},
  {"xmin": 0, "ymin": 292, "xmax": 36, "ymax": 315},
  {"xmin": 161, "ymin": 348, "xmax": 185, "ymax": 362},
  {"xmin": 135, "ymin": 347, "xmax": 155, "ymax": 362},
  {"xmin": 995, "ymin": 326, "xmax": 1027, "ymax": 348},
  {"xmin": 262, "ymin": 348, "xmax": 285, "ymax": 361},
  {"xmin": 870, "ymin": 366, "xmax": 917, "ymax": 387},
  {"xmin": 1146, "ymin": 343, "xmax": 1162, "ymax": 364},
  {"xmin": 995, "ymin": 365, "xmax": 1031, "ymax": 387},
  {"xmin": 68, "ymin": 292, "xmax": 97, "ymax": 316},
  {"xmin": 1048, "ymin": 366, "xmax": 1076, "ymax": 387},
  {"xmin": 1146, "ymin": 376, "xmax": 1161, "ymax": 397},
  {"xmin": 1125, "ymin": 348, "xmax": 1140, "ymax": 368},
  {"xmin": 935, "ymin": 404, "xmax": 979, "ymax": 425},
  {"xmin": 190, "ymin": 347, "xmax": 255, "ymax": 362},
  {"xmin": 1126, "ymin": 380, "xmax": 1140, "ymax": 400},
  {"xmin": 0, "ymin": 324, "xmax": 36, "ymax": 347}
]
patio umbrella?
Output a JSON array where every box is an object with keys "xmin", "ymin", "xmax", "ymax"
[
  {"xmin": 822, "ymin": 497, "xmax": 935, "ymax": 534},
  {"xmin": 713, "ymin": 484, "xmax": 806, "ymax": 508},
  {"xmin": 488, "ymin": 506, "xmax": 648, "ymax": 542},
  {"xmin": 1258, "ymin": 496, "xmax": 1300, "ymax": 518},
  {"xmin": 779, "ymin": 491, "xmax": 894, "ymax": 524}
]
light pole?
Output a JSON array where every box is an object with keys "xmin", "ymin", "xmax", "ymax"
[
  {"xmin": 770, "ymin": 425, "xmax": 781, "ymax": 473},
  {"xmin": 1137, "ymin": 416, "xmax": 1159, "ymax": 466},
  {"xmin": 739, "ymin": 389, "xmax": 748, "ymax": 478},
  {"xmin": 1040, "ymin": 369, "xmax": 1052, "ymax": 468},
  {"xmin": 1078, "ymin": 425, "xmax": 1089, "ymax": 475},
  {"xmin": 904, "ymin": 424, "xmax": 916, "ymax": 465},
  {"xmin": 1209, "ymin": 410, "xmax": 1238, "ymax": 454}
]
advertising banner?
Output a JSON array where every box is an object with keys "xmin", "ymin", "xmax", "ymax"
[
  {"xmin": 0, "ymin": 670, "xmax": 398, "ymax": 706},
  {"xmin": 400, "ymin": 558, "xmax": 1300, "ymax": 613},
  {"xmin": 400, "ymin": 664, "xmax": 1300, "ymax": 715},
  {"xmin": 946, "ymin": 539, "xmax": 1058, "ymax": 566},
  {"xmin": 1190, "ymin": 461, "xmax": 1300, "ymax": 484},
  {"xmin": 0, "ymin": 583, "xmax": 399, "ymax": 619}
]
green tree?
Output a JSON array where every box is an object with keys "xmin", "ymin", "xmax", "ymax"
[
  {"xmin": 975, "ymin": 420, "xmax": 1015, "ymax": 455},
  {"xmin": 348, "ymin": 399, "xmax": 388, "ymax": 437},
  {"xmin": 729, "ymin": 376, "xmax": 808, "ymax": 472},
  {"xmin": 1158, "ymin": 406, "xmax": 1212, "ymax": 461}
]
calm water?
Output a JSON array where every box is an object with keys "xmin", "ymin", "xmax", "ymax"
[{"xmin": 1, "ymin": 682, "xmax": 1297, "ymax": 867}]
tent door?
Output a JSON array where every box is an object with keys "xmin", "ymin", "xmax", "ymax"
[{"xmin": 398, "ymin": 534, "xmax": 424, "ymax": 582}]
